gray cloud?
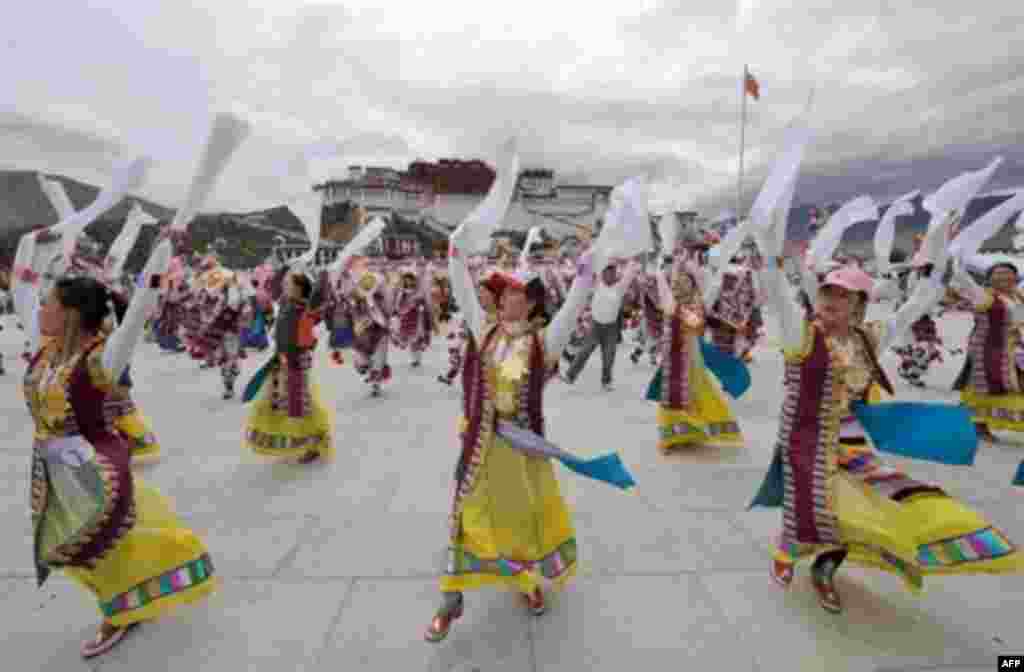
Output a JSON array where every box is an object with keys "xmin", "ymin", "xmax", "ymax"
[{"xmin": 2, "ymin": 0, "xmax": 1022, "ymax": 217}]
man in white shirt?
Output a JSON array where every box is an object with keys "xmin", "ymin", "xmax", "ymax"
[{"xmin": 563, "ymin": 259, "xmax": 641, "ymax": 391}]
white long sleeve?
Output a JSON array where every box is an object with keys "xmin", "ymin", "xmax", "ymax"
[
  {"xmin": 101, "ymin": 239, "xmax": 171, "ymax": 383},
  {"xmin": 13, "ymin": 280, "xmax": 41, "ymax": 354},
  {"xmin": 759, "ymin": 265, "xmax": 805, "ymax": 351},
  {"xmin": 798, "ymin": 261, "xmax": 819, "ymax": 311},
  {"xmin": 871, "ymin": 276, "xmax": 901, "ymax": 303},
  {"xmin": 12, "ymin": 234, "xmax": 64, "ymax": 354},
  {"xmin": 418, "ymin": 263, "xmax": 432, "ymax": 302},
  {"xmin": 656, "ymin": 263, "xmax": 675, "ymax": 314},
  {"xmin": 545, "ymin": 272, "xmax": 592, "ymax": 361},
  {"xmin": 949, "ymin": 265, "xmax": 990, "ymax": 307},
  {"xmin": 449, "ymin": 251, "xmax": 486, "ymax": 343},
  {"xmin": 701, "ymin": 267, "xmax": 725, "ymax": 310},
  {"xmin": 226, "ymin": 285, "xmax": 242, "ymax": 311},
  {"xmin": 876, "ymin": 274, "xmax": 945, "ymax": 351}
]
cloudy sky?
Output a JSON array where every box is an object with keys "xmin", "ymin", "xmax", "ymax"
[{"xmin": 2, "ymin": 1, "xmax": 1022, "ymax": 215}]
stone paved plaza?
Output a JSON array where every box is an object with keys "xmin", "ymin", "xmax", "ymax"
[{"xmin": 1, "ymin": 306, "xmax": 1022, "ymax": 671}]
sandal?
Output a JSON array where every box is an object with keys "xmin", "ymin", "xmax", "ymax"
[
  {"xmin": 810, "ymin": 574, "xmax": 842, "ymax": 613},
  {"xmin": 424, "ymin": 595, "xmax": 463, "ymax": 643},
  {"xmin": 523, "ymin": 588, "xmax": 546, "ymax": 616},
  {"xmin": 81, "ymin": 621, "xmax": 139, "ymax": 659}
]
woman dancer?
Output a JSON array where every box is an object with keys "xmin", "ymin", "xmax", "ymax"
[
  {"xmin": 650, "ymin": 255, "xmax": 743, "ymax": 453},
  {"xmin": 754, "ymin": 220, "xmax": 1024, "ymax": 614},
  {"xmin": 345, "ymin": 270, "xmax": 393, "ymax": 396},
  {"xmin": 244, "ymin": 268, "xmax": 333, "ymax": 463},
  {"xmin": 424, "ymin": 230, "xmax": 597, "ymax": 642},
  {"xmin": 951, "ymin": 256, "xmax": 1024, "ymax": 441},
  {"xmin": 14, "ymin": 229, "xmax": 216, "ymax": 657},
  {"xmin": 390, "ymin": 263, "xmax": 435, "ymax": 368}
]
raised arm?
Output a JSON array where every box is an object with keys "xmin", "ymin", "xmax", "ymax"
[
  {"xmin": 449, "ymin": 246, "xmax": 486, "ymax": 343},
  {"xmin": 948, "ymin": 262, "xmax": 989, "ymax": 307},
  {"xmin": 101, "ymin": 238, "xmax": 172, "ymax": 383},
  {"xmin": 655, "ymin": 258, "xmax": 676, "ymax": 315},
  {"xmin": 758, "ymin": 258, "xmax": 805, "ymax": 351},
  {"xmin": 798, "ymin": 259, "xmax": 820, "ymax": 311},
  {"xmin": 12, "ymin": 235, "xmax": 43, "ymax": 352},
  {"xmin": 701, "ymin": 264, "xmax": 725, "ymax": 311},
  {"xmin": 418, "ymin": 261, "xmax": 433, "ymax": 302},
  {"xmin": 875, "ymin": 269, "xmax": 945, "ymax": 352},
  {"xmin": 544, "ymin": 253, "xmax": 595, "ymax": 361}
]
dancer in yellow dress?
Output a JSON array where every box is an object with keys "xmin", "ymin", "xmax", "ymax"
[
  {"xmin": 244, "ymin": 269, "xmax": 334, "ymax": 463},
  {"xmin": 424, "ymin": 237, "xmax": 597, "ymax": 641},
  {"xmin": 950, "ymin": 255, "xmax": 1024, "ymax": 441},
  {"xmin": 652, "ymin": 254, "xmax": 743, "ymax": 452},
  {"xmin": 753, "ymin": 214, "xmax": 1024, "ymax": 614},
  {"xmin": 13, "ymin": 229, "xmax": 216, "ymax": 658}
]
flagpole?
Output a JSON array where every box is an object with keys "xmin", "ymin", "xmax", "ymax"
[{"xmin": 737, "ymin": 64, "xmax": 749, "ymax": 226}]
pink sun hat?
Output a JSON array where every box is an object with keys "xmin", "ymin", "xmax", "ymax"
[{"xmin": 821, "ymin": 264, "xmax": 873, "ymax": 295}]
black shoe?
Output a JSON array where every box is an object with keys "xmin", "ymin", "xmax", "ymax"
[{"xmin": 223, "ymin": 388, "xmax": 235, "ymax": 400}]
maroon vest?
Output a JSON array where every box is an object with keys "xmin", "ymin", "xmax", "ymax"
[{"xmin": 28, "ymin": 340, "xmax": 135, "ymax": 571}]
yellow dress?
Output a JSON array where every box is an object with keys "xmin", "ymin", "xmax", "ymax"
[
  {"xmin": 441, "ymin": 326, "xmax": 577, "ymax": 594},
  {"xmin": 774, "ymin": 326, "xmax": 1024, "ymax": 593},
  {"xmin": 657, "ymin": 330, "xmax": 743, "ymax": 451},
  {"xmin": 244, "ymin": 356, "xmax": 335, "ymax": 460},
  {"xmin": 27, "ymin": 341, "xmax": 216, "ymax": 626}
]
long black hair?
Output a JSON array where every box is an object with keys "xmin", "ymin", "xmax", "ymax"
[
  {"xmin": 524, "ymin": 277, "xmax": 549, "ymax": 325},
  {"xmin": 291, "ymin": 272, "xmax": 313, "ymax": 300},
  {"xmin": 54, "ymin": 276, "xmax": 127, "ymax": 333}
]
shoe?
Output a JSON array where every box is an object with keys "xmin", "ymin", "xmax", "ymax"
[
  {"xmin": 602, "ymin": 382, "xmax": 614, "ymax": 392},
  {"xmin": 976, "ymin": 425, "xmax": 997, "ymax": 442},
  {"xmin": 770, "ymin": 558, "xmax": 793, "ymax": 588},
  {"xmin": 810, "ymin": 574, "xmax": 842, "ymax": 613},
  {"xmin": 523, "ymin": 588, "xmax": 546, "ymax": 616},
  {"xmin": 222, "ymin": 389, "xmax": 234, "ymax": 400},
  {"xmin": 630, "ymin": 352, "xmax": 640, "ymax": 364},
  {"xmin": 82, "ymin": 622, "xmax": 140, "ymax": 659},
  {"xmin": 560, "ymin": 373, "xmax": 574, "ymax": 385},
  {"xmin": 437, "ymin": 375, "xmax": 452, "ymax": 386},
  {"xmin": 297, "ymin": 451, "xmax": 320, "ymax": 464},
  {"xmin": 424, "ymin": 596, "xmax": 464, "ymax": 643},
  {"xmin": 371, "ymin": 383, "xmax": 382, "ymax": 397}
]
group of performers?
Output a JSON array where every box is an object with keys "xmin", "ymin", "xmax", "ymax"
[{"xmin": 7, "ymin": 135, "xmax": 1024, "ymax": 663}]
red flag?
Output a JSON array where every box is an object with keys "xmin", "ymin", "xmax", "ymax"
[{"xmin": 744, "ymin": 69, "xmax": 760, "ymax": 100}]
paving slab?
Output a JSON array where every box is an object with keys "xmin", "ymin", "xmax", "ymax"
[{"xmin": 316, "ymin": 579, "xmax": 533, "ymax": 672}]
